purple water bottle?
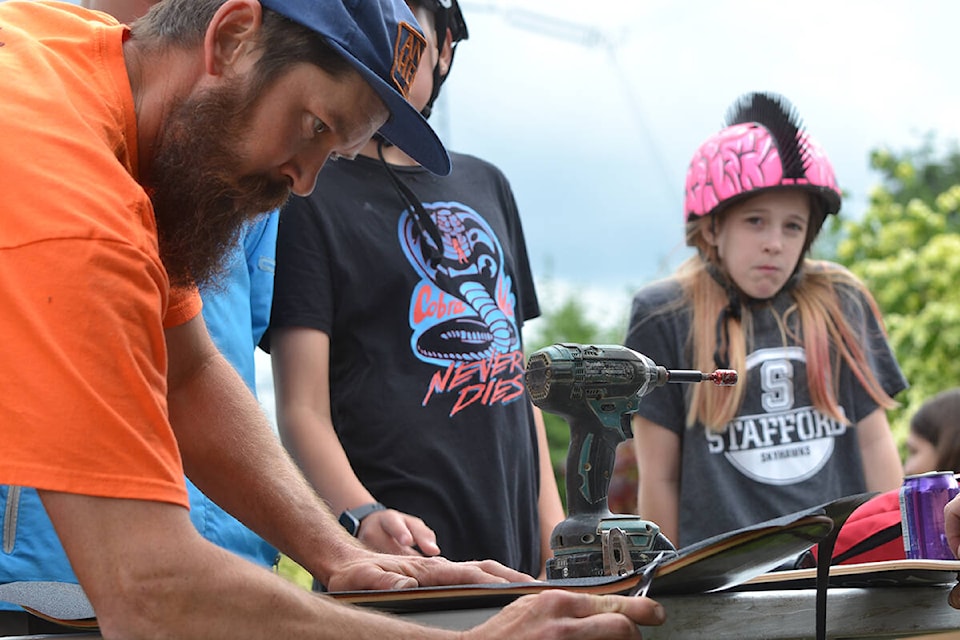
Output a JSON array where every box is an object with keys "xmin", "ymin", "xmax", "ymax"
[{"xmin": 899, "ymin": 471, "xmax": 960, "ymax": 560}]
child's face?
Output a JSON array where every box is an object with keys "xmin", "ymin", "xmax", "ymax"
[
  {"xmin": 705, "ymin": 190, "xmax": 810, "ymax": 300},
  {"xmin": 406, "ymin": 3, "xmax": 446, "ymax": 113},
  {"xmin": 904, "ymin": 431, "xmax": 938, "ymax": 476}
]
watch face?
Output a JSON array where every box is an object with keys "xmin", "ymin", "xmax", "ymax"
[
  {"xmin": 339, "ymin": 503, "xmax": 385, "ymax": 537},
  {"xmin": 338, "ymin": 511, "xmax": 360, "ymax": 536}
]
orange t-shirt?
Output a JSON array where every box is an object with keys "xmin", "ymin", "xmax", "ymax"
[{"xmin": 0, "ymin": 2, "xmax": 199, "ymax": 507}]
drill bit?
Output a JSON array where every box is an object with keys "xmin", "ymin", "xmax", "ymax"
[{"xmin": 665, "ymin": 369, "xmax": 738, "ymax": 386}]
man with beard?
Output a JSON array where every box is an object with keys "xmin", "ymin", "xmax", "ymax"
[
  {"xmin": 73, "ymin": 0, "xmax": 282, "ymax": 575},
  {"xmin": 0, "ymin": 0, "xmax": 665, "ymax": 638}
]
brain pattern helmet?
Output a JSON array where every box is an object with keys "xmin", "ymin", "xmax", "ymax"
[{"xmin": 683, "ymin": 92, "xmax": 842, "ymax": 228}]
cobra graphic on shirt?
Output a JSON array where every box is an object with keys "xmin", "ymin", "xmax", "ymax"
[
  {"xmin": 398, "ymin": 201, "xmax": 526, "ymax": 416},
  {"xmin": 704, "ymin": 346, "xmax": 850, "ymax": 486}
]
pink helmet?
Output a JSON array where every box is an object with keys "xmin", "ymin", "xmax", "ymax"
[{"xmin": 684, "ymin": 92, "xmax": 842, "ymax": 226}]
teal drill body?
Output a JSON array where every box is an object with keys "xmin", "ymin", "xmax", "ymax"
[{"xmin": 525, "ymin": 343, "xmax": 736, "ymax": 579}]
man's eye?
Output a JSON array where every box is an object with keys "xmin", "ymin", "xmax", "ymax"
[{"xmin": 312, "ymin": 117, "xmax": 326, "ymax": 136}]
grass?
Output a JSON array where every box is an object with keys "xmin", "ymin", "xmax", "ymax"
[{"xmin": 277, "ymin": 554, "xmax": 314, "ymax": 591}]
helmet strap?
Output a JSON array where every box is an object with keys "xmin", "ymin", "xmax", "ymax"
[
  {"xmin": 705, "ymin": 261, "xmax": 742, "ymax": 370},
  {"xmin": 703, "ymin": 256, "xmax": 805, "ymax": 369}
]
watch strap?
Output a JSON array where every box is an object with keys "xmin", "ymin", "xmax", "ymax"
[{"xmin": 338, "ymin": 502, "xmax": 386, "ymax": 536}]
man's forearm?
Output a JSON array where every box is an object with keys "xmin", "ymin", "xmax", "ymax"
[
  {"xmin": 165, "ymin": 322, "xmax": 362, "ymax": 582},
  {"xmin": 40, "ymin": 491, "xmax": 454, "ymax": 640}
]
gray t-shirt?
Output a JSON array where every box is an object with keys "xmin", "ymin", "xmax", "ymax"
[{"xmin": 624, "ymin": 273, "xmax": 907, "ymax": 547}]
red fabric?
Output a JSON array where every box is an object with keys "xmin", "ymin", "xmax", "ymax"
[{"xmin": 813, "ymin": 490, "xmax": 906, "ymax": 564}]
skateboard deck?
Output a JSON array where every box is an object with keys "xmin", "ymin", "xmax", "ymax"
[
  {"xmin": 0, "ymin": 493, "xmax": 887, "ymax": 627},
  {"xmin": 0, "ymin": 581, "xmax": 96, "ymax": 630},
  {"xmin": 739, "ymin": 558, "xmax": 960, "ymax": 590},
  {"xmin": 328, "ymin": 514, "xmax": 834, "ymax": 613},
  {"xmin": 327, "ymin": 492, "xmax": 888, "ymax": 613}
]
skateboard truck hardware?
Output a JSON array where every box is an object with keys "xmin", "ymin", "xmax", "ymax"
[{"xmin": 602, "ymin": 527, "xmax": 634, "ymax": 576}]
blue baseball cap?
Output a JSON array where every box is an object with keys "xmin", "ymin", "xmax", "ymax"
[{"xmin": 260, "ymin": 0, "xmax": 451, "ymax": 176}]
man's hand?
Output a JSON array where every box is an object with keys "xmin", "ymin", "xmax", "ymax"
[
  {"xmin": 358, "ymin": 509, "xmax": 441, "ymax": 557},
  {"xmin": 465, "ymin": 590, "xmax": 665, "ymax": 640},
  {"xmin": 325, "ymin": 553, "xmax": 533, "ymax": 592},
  {"xmin": 946, "ymin": 493, "xmax": 960, "ymax": 562},
  {"xmin": 945, "ymin": 494, "xmax": 960, "ymax": 609}
]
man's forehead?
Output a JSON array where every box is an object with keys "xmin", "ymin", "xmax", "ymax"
[{"xmin": 323, "ymin": 68, "xmax": 390, "ymax": 147}]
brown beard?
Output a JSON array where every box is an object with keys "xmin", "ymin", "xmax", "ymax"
[{"xmin": 146, "ymin": 78, "xmax": 290, "ymax": 290}]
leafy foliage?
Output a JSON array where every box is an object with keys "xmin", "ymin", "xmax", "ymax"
[{"xmin": 831, "ymin": 136, "xmax": 960, "ymax": 451}]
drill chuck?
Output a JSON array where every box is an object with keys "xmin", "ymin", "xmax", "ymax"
[{"xmin": 525, "ymin": 344, "xmax": 666, "ymax": 427}]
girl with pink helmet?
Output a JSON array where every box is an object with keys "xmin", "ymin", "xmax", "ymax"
[{"xmin": 623, "ymin": 92, "xmax": 906, "ymax": 548}]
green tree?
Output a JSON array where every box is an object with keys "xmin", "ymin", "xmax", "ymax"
[{"xmin": 831, "ymin": 136, "xmax": 960, "ymax": 450}]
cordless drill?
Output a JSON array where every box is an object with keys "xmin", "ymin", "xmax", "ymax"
[{"xmin": 525, "ymin": 343, "xmax": 737, "ymax": 579}]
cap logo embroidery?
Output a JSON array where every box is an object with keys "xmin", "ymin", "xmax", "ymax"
[{"xmin": 391, "ymin": 21, "xmax": 425, "ymax": 100}]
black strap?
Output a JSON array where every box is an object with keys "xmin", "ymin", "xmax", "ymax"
[
  {"xmin": 704, "ymin": 261, "xmax": 742, "ymax": 370},
  {"xmin": 702, "ymin": 253, "xmax": 806, "ymax": 369},
  {"xmin": 713, "ymin": 302, "xmax": 740, "ymax": 370},
  {"xmin": 814, "ymin": 524, "xmax": 840, "ymax": 640},
  {"xmin": 377, "ymin": 140, "xmax": 443, "ymax": 267}
]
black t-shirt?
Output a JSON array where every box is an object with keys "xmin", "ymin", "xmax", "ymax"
[{"xmin": 266, "ymin": 152, "xmax": 542, "ymax": 574}]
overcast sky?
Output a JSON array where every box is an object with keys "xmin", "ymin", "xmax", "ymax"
[{"xmin": 437, "ymin": 0, "xmax": 960, "ymax": 316}]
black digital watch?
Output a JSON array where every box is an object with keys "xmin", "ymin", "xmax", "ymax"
[{"xmin": 338, "ymin": 502, "xmax": 386, "ymax": 536}]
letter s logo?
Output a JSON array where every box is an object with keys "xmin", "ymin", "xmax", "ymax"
[{"xmin": 760, "ymin": 359, "xmax": 794, "ymax": 413}]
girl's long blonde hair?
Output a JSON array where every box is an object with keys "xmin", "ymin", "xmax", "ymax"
[{"xmin": 676, "ymin": 215, "xmax": 897, "ymax": 433}]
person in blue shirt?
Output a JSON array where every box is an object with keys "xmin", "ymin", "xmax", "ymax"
[{"xmin": 191, "ymin": 213, "xmax": 281, "ymax": 568}]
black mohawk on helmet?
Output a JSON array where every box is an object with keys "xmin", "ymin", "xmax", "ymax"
[{"xmin": 724, "ymin": 92, "xmax": 810, "ymax": 180}]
